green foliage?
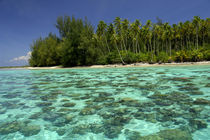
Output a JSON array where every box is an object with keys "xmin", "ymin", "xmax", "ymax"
[
  {"xmin": 29, "ymin": 33, "xmax": 60, "ymax": 67},
  {"xmin": 201, "ymin": 44, "xmax": 210, "ymax": 60},
  {"xmin": 137, "ymin": 53, "xmax": 150, "ymax": 62},
  {"xmin": 203, "ymin": 50, "xmax": 210, "ymax": 60},
  {"xmin": 121, "ymin": 51, "xmax": 138, "ymax": 64},
  {"xmin": 56, "ymin": 16, "xmax": 95, "ymax": 67},
  {"xmin": 96, "ymin": 55, "xmax": 108, "ymax": 65},
  {"xmin": 174, "ymin": 51, "xmax": 189, "ymax": 62},
  {"xmin": 29, "ymin": 16, "xmax": 210, "ymax": 67},
  {"xmin": 106, "ymin": 51, "xmax": 121, "ymax": 64},
  {"xmin": 156, "ymin": 52, "xmax": 169, "ymax": 63},
  {"xmin": 190, "ymin": 50, "xmax": 204, "ymax": 62}
]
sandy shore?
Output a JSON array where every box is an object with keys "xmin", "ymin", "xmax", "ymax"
[{"xmin": 26, "ymin": 61, "xmax": 210, "ymax": 70}]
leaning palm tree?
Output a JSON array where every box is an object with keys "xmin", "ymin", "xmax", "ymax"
[{"xmin": 111, "ymin": 31, "xmax": 126, "ymax": 65}]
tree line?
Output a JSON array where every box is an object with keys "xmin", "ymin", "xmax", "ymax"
[{"xmin": 29, "ymin": 16, "xmax": 210, "ymax": 67}]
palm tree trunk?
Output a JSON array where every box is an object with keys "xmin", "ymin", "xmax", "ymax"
[
  {"xmin": 169, "ymin": 40, "xmax": 172, "ymax": 57},
  {"xmin": 196, "ymin": 27, "xmax": 198, "ymax": 50},
  {"xmin": 135, "ymin": 39, "xmax": 138, "ymax": 54},
  {"xmin": 115, "ymin": 41, "xmax": 126, "ymax": 65},
  {"xmin": 105, "ymin": 37, "xmax": 110, "ymax": 53},
  {"xmin": 122, "ymin": 36, "xmax": 127, "ymax": 53}
]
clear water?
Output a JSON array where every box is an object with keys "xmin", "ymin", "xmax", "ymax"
[{"xmin": 0, "ymin": 65, "xmax": 209, "ymax": 140}]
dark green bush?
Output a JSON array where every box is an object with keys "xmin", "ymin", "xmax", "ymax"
[
  {"xmin": 106, "ymin": 51, "xmax": 121, "ymax": 64},
  {"xmin": 121, "ymin": 51, "xmax": 138, "ymax": 64},
  {"xmin": 190, "ymin": 50, "xmax": 204, "ymax": 62},
  {"xmin": 174, "ymin": 51, "xmax": 189, "ymax": 62},
  {"xmin": 156, "ymin": 52, "xmax": 169, "ymax": 63}
]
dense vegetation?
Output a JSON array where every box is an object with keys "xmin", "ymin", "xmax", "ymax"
[{"xmin": 29, "ymin": 16, "xmax": 210, "ymax": 67}]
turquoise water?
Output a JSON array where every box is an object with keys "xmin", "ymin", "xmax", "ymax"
[{"xmin": 0, "ymin": 65, "xmax": 210, "ymax": 140}]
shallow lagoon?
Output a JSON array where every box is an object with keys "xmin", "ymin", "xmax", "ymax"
[{"xmin": 0, "ymin": 65, "xmax": 210, "ymax": 140}]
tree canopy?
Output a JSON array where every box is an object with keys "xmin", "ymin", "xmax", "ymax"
[{"xmin": 29, "ymin": 16, "xmax": 210, "ymax": 67}]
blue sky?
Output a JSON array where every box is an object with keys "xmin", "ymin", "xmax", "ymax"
[{"xmin": 0, "ymin": 0, "xmax": 209, "ymax": 66}]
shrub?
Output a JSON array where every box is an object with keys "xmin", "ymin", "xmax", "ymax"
[
  {"xmin": 174, "ymin": 51, "xmax": 189, "ymax": 62},
  {"xmin": 137, "ymin": 53, "xmax": 150, "ymax": 62},
  {"xmin": 190, "ymin": 50, "xmax": 204, "ymax": 62},
  {"xmin": 121, "ymin": 51, "xmax": 138, "ymax": 64},
  {"xmin": 157, "ymin": 52, "xmax": 169, "ymax": 63},
  {"xmin": 106, "ymin": 51, "xmax": 121, "ymax": 64},
  {"xmin": 203, "ymin": 50, "xmax": 210, "ymax": 61}
]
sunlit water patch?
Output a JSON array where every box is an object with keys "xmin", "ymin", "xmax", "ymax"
[{"xmin": 0, "ymin": 65, "xmax": 210, "ymax": 140}]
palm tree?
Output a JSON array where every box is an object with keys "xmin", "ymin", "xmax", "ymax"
[
  {"xmin": 96, "ymin": 20, "xmax": 110, "ymax": 53},
  {"xmin": 192, "ymin": 16, "xmax": 201, "ymax": 50},
  {"xmin": 144, "ymin": 20, "xmax": 152, "ymax": 53},
  {"xmin": 114, "ymin": 17, "xmax": 124, "ymax": 51},
  {"xmin": 200, "ymin": 19, "xmax": 208, "ymax": 46},
  {"xmin": 121, "ymin": 19, "xmax": 130, "ymax": 52},
  {"xmin": 130, "ymin": 19, "xmax": 141, "ymax": 53},
  {"xmin": 111, "ymin": 31, "xmax": 126, "ymax": 64}
]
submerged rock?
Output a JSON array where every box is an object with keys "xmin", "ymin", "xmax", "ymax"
[
  {"xmin": 64, "ymin": 114, "xmax": 74, "ymax": 123},
  {"xmin": 104, "ymin": 125, "xmax": 123, "ymax": 139},
  {"xmin": 2, "ymin": 93, "xmax": 19, "ymax": 99},
  {"xmin": 19, "ymin": 124, "xmax": 41, "ymax": 137},
  {"xmin": 140, "ymin": 134, "xmax": 163, "ymax": 140},
  {"xmin": 92, "ymin": 97, "xmax": 107, "ymax": 102},
  {"xmin": 189, "ymin": 119, "xmax": 207, "ymax": 131},
  {"xmin": 124, "ymin": 129, "xmax": 141, "ymax": 140},
  {"xmin": 53, "ymin": 117, "xmax": 66, "ymax": 127},
  {"xmin": 36, "ymin": 102, "xmax": 52, "ymax": 107},
  {"xmin": 56, "ymin": 128, "xmax": 66, "ymax": 136},
  {"xmin": 62, "ymin": 102, "xmax": 76, "ymax": 107},
  {"xmin": 0, "ymin": 121, "xmax": 21, "ymax": 135},
  {"xmin": 1, "ymin": 101, "xmax": 19, "ymax": 109},
  {"xmin": 98, "ymin": 111, "xmax": 114, "ymax": 119},
  {"xmin": 80, "ymin": 107, "xmax": 95, "ymax": 115},
  {"xmin": 205, "ymin": 83, "xmax": 210, "ymax": 87},
  {"xmin": 178, "ymin": 86, "xmax": 199, "ymax": 92},
  {"xmin": 0, "ymin": 108, "xmax": 6, "ymax": 114},
  {"xmin": 170, "ymin": 77, "xmax": 192, "ymax": 82},
  {"xmin": 60, "ymin": 99, "xmax": 70, "ymax": 102},
  {"xmin": 133, "ymin": 112, "xmax": 145, "ymax": 120},
  {"xmin": 71, "ymin": 124, "xmax": 89, "ymax": 135},
  {"xmin": 150, "ymin": 91, "xmax": 193, "ymax": 106},
  {"xmin": 40, "ymin": 94, "xmax": 57, "ymax": 101},
  {"xmin": 145, "ymin": 113, "xmax": 157, "ymax": 123},
  {"xmin": 155, "ymin": 108, "xmax": 181, "ymax": 122},
  {"xmin": 158, "ymin": 129, "xmax": 192, "ymax": 140},
  {"xmin": 89, "ymin": 124, "xmax": 104, "ymax": 134},
  {"xmin": 154, "ymin": 99, "xmax": 173, "ymax": 106},
  {"xmin": 188, "ymin": 91, "xmax": 204, "ymax": 95},
  {"xmin": 42, "ymin": 106, "xmax": 55, "ymax": 112},
  {"xmin": 119, "ymin": 97, "xmax": 141, "ymax": 107},
  {"xmin": 103, "ymin": 102, "xmax": 120, "ymax": 108},
  {"xmin": 105, "ymin": 116, "xmax": 131, "ymax": 126},
  {"xmin": 57, "ymin": 108, "xmax": 73, "ymax": 113},
  {"xmin": 148, "ymin": 93, "xmax": 168, "ymax": 99},
  {"xmin": 43, "ymin": 112, "xmax": 62, "ymax": 122},
  {"xmin": 189, "ymin": 107, "xmax": 203, "ymax": 114},
  {"xmin": 0, "ymin": 121, "xmax": 40, "ymax": 137},
  {"xmin": 193, "ymin": 98, "xmax": 210, "ymax": 105},
  {"xmin": 29, "ymin": 112, "xmax": 42, "ymax": 119},
  {"xmin": 114, "ymin": 108, "xmax": 130, "ymax": 115}
]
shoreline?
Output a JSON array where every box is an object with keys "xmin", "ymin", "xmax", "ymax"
[
  {"xmin": 26, "ymin": 61, "xmax": 210, "ymax": 70},
  {"xmin": 1, "ymin": 61, "xmax": 210, "ymax": 70}
]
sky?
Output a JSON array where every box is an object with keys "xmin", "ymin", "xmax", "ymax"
[{"xmin": 0, "ymin": 0, "xmax": 209, "ymax": 66}]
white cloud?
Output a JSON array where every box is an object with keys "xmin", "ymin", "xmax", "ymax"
[{"xmin": 10, "ymin": 51, "xmax": 31, "ymax": 62}]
